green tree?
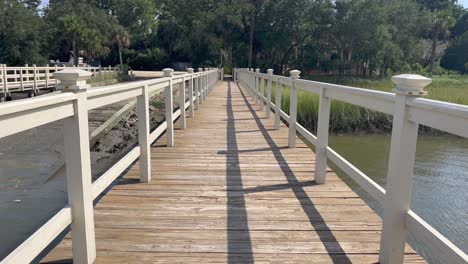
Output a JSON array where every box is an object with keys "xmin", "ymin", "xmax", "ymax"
[
  {"xmin": 111, "ymin": 25, "xmax": 131, "ymax": 65},
  {"xmin": 44, "ymin": 0, "xmax": 116, "ymax": 65},
  {"xmin": 441, "ymin": 31, "xmax": 468, "ymax": 73},
  {"xmin": 428, "ymin": 9, "xmax": 456, "ymax": 74},
  {"xmin": 0, "ymin": 0, "xmax": 48, "ymax": 65}
]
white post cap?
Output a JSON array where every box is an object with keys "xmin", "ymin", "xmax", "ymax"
[
  {"xmin": 392, "ymin": 74, "xmax": 431, "ymax": 96},
  {"xmin": 250, "ymin": 68, "xmax": 254, "ymax": 72},
  {"xmin": 204, "ymin": 68, "xmax": 208, "ymax": 71},
  {"xmin": 54, "ymin": 69, "xmax": 91, "ymax": 90},
  {"xmin": 163, "ymin": 68, "xmax": 174, "ymax": 77},
  {"xmin": 187, "ymin": 68, "xmax": 194, "ymax": 74},
  {"xmin": 267, "ymin": 69, "xmax": 274, "ymax": 75},
  {"xmin": 198, "ymin": 68, "xmax": 203, "ymax": 72},
  {"xmin": 290, "ymin": 70, "xmax": 301, "ymax": 79},
  {"xmin": 255, "ymin": 68, "xmax": 260, "ymax": 73}
]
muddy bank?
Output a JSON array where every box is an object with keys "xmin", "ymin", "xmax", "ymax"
[{"xmin": 90, "ymin": 87, "xmax": 182, "ymax": 177}]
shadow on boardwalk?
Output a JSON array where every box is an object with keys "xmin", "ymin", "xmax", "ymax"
[
  {"xmin": 233, "ymin": 81, "xmax": 352, "ymax": 264},
  {"xmin": 226, "ymin": 81, "xmax": 254, "ymax": 263}
]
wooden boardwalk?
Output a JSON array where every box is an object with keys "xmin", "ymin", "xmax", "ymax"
[{"xmin": 41, "ymin": 81, "xmax": 425, "ymax": 263}]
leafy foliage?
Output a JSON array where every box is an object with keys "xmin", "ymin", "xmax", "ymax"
[{"xmin": 0, "ymin": 0, "xmax": 466, "ymax": 76}]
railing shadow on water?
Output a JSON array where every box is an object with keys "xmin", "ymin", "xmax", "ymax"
[{"xmin": 233, "ymin": 81, "xmax": 353, "ymax": 264}]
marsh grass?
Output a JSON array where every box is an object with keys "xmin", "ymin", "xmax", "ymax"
[{"xmin": 265, "ymin": 74, "xmax": 467, "ymax": 134}]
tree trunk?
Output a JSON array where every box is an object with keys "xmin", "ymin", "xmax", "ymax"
[
  {"xmin": 429, "ymin": 28, "xmax": 439, "ymax": 75},
  {"xmin": 220, "ymin": 48, "xmax": 223, "ymax": 67},
  {"xmin": 228, "ymin": 45, "xmax": 233, "ymax": 68},
  {"xmin": 118, "ymin": 43, "xmax": 123, "ymax": 65},
  {"xmin": 339, "ymin": 49, "xmax": 344, "ymax": 75},
  {"xmin": 248, "ymin": 10, "xmax": 255, "ymax": 67},
  {"xmin": 72, "ymin": 33, "xmax": 77, "ymax": 66}
]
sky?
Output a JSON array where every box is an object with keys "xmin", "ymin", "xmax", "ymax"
[
  {"xmin": 460, "ymin": 0, "xmax": 468, "ymax": 8},
  {"xmin": 40, "ymin": 0, "xmax": 468, "ymax": 8}
]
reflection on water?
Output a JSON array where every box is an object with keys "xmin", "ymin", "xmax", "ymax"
[{"xmin": 329, "ymin": 134, "xmax": 468, "ymax": 262}]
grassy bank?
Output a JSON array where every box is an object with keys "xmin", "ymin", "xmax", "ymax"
[
  {"xmin": 270, "ymin": 74, "xmax": 468, "ymax": 134},
  {"xmin": 88, "ymin": 72, "xmax": 119, "ymax": 87}
]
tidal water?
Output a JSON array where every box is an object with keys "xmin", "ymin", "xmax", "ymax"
[{"xmin": 329, "ymin": 134, "xmax": 468, "ymax": 263}]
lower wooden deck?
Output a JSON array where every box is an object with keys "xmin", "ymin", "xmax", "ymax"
[{"xmin": 41, "ymin": 81, "xmax": 425, "ymax": 263}]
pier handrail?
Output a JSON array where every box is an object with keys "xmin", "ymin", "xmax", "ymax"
[
  {"xmin": 0, "ymin": 65, "xmax": 118, "ymax": 99},
  {"xmin": 235, "ymin": 68, "xmax": 468, "ymax": 264},
  {"xmin": 0, "ymin": 67, "xmax": 221, "ymax": 264}
]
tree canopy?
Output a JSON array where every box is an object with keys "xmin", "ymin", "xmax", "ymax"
[{"xmin": 0, "ymin": 0, "xmax": 466, "ymax": 75}]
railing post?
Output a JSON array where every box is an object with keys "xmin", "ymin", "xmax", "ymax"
[
  {"xmin": 250, "ymin": 68, "xmax": 255, "ymax": 100},
  {"xmin": 54, "ymin": 69, "xmax": 96, "ymax": 264},
  {"xmin": 163, "ymin": 68, "xmax": 175, "ymax": 147},
  {"xmin": 255, "ymin": 69, "xmax": 260, "ymax": 105},
  {"xmin": 379, "ymin": 74, "xmax": 431, "ymax": 264},
  {"xmin": 179, "ymin": 75, "xmax": 186, "ymax": 129},
  {"xmin": 204, "ymin": 68, "xmax": 208, "ymax": 97},
  {"xmin": 198, "ymin": 68, "xmax": 204, "ymax": 104},
  {"xmin": 260, "ymin": 72, "xmax": 265, "ymax": 111},
  {"xmin": 266, "ymin": 69, "xmax": 273, "ymax": 118},
  {"xmin": 195, "ymin": 71, "xmax": 200, "ymax": 109},
  {"xmin": 314, "ymin": 86, "xmax": 331, "ymax": 184},
  {"xmin": 137, "ymin": 84, "xmax": 151, "ymax": 183},
  {"xmin": 33, "ymin": 64, "xmax": 37, "ymax": 95},
  {"xmin": 187, "ymin": 68, "xmax": 195, "ymax": 117},
  {"xmin": 45, "ymin": 66, "xmax": 49, "ymax": 88},
  {"xmin": 55, "ymin": 65, "xmax": 59, "ymax": 86},
  {"xmin": 288, "ymin": 70, "xmax": 300, "ymax": 148},
  {"xmin": 2, "ymin": 65, "xmax": 8, "ymax": 100},
  {"xmin": 274, "ymin": 77, "xmax": 282, "ymax": 130},
  {"xmin": 20, "ymin": 67, "xmax": 24, "ymax": 91}
]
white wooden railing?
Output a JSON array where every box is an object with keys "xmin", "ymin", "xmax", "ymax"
[
  {"xmin": 0, "ymin": 65, "xmax": 118, "ymax": 99},
  {"xmin": 235, "ymin": 68, "xmax": 468, "ymax": 264},
  {"xmin": 0, "ymin": 67, "xmax": 221, "ymax": 264}
]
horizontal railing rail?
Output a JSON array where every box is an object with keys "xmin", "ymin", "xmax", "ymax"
[
  {"xmin": 0, "ymin": 67, "xmax": 221, "ymax": 264},
  {"xmin": 0, "ymin": 65, "xmax": 118, "ymax": 99},
  {"xmin": 235, "ymin": 68, "xmax": 468, "ymax": 264}
]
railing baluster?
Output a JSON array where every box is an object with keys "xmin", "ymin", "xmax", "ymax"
[
  {"xmin": 137, "ymin": 84, "xmax": 151, "ymax": 183},
  {"xmin": 163, "ymin": 68, "xmax": 174, "ymax": 147},
  {"xmin": 288, "ymin": 70, "xmax": 300, "ymax": 148},
  {"xmin": 379, "ymin": 74, "xmax": 432, "ymax": 264},
  {"xmin": 274, "ymin": 77, "xmax": 282, "ymax": 130},
  {"xmin": 54, "ymin": 69, "xmax": 96, "ymax": 264},
  {"xmin": 315, "ymin": 87, "xmax": 331, "ymax": 184},
  {"xmin": 267, "ymin": 69, "xmax": 273, "ymax": 118}
]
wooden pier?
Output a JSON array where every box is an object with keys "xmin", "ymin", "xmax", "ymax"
[{"xmin": 41, "ymin": 81, "xmax": 424, "ymax": 263}]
